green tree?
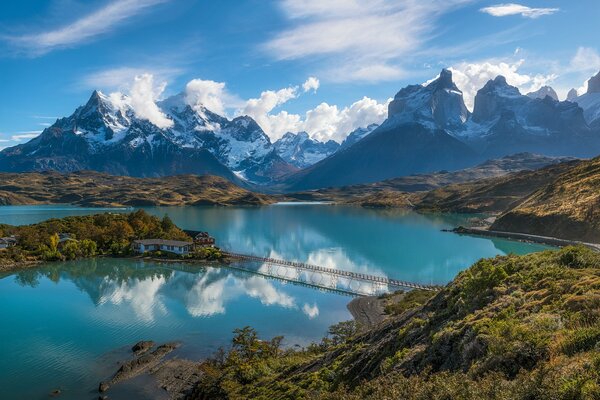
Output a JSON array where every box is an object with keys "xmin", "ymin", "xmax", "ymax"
[
  {"xmin": 161, "ymin": 214, "xmax": 175, "ymax": 232},
  {"xmin": 48, "ymin": 233, "xmax": 60, "ymax": 252}
]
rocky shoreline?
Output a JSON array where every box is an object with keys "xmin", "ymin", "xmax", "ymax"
[{"xmin": 94, "ymin": 292, "xmax": 396, "ymax": 399}]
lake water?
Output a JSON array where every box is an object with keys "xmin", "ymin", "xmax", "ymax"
[{"xmin": 0, "ymin": 204, "xmax": 551, "ymax": 399}]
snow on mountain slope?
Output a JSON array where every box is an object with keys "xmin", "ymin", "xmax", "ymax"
[
  {"xmin": 384, "ymin": 69, "xmax": 469, "ymax": 131},
  {"xmin": 526, "ymin": 86, "xmax": 558, "ymax": 101},
  {"xmin": 0, "ymin": 90, "xmax": 295, "ymax": 183},
  {"xmin": 273, "ymin": 132, "xmax": 339, "ymax": 168},
  {"xmin": 339, "ymin": 124, "xmax": 379, "ymax": 150}
]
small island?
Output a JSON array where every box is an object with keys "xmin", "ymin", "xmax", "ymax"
[{"xmin": 0, "ymin": 210, "xmax": 223, "ymax": 273}]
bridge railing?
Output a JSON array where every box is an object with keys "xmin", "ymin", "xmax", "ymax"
[{"xmin": 222, "ymin": 251, "xmax": 440, "ymax": 292}]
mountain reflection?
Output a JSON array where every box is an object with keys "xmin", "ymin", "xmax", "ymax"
[{"xmin": 14, "ymin": 259, "xmax": 321, "ymax": 322}]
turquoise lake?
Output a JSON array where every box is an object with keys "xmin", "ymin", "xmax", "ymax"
[{"xmin": 0, "ymin": 204, "xmax": 551, "ymax": 399}]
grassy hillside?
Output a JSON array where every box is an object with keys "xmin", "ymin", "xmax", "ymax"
[
  {"xmin": 284, "ymin": 154, "xmax": 577, "ymax": 211},
  {"xmin": 414, "ymin": 160, "xmax": 579, "ymax": 213},
  {"xmin": 0, "ymin": 171, "xmax": 274, "ymax": 207},
  {"xmin": 188, "ymin": 246, "xmax": 600, "ymax": 399},
  {"xmin": 493, "ymin": 157, "xmax": 600, "ymax": 242}
]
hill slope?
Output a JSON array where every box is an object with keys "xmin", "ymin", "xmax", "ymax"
[
  {"xmin": 492, "ymin": 156, "xmax": 600, "ymax": 242},
  {"xmin": 188, "ymin": 246, "xmax": 600, "ymax": 399},
  {"xmin": 0, "ymin": 171, "xmax": 273, "ymax": 207}
]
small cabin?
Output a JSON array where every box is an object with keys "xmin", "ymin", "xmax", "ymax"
[
  {"xmin": 132, "ymin": 239, "xmax": 194, "ymax": 255},
  {"xmin": 183, "ymin": 230, "xmax": 216, "ymax": 247},
  {"xmin": 58, "ymin": 233, "xmax": 77, "ymax": 243},
  {"xmin": 0, "ymin": 236, "xmax": 17, "ymax": 249}
]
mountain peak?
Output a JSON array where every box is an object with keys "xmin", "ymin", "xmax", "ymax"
[
  {"xmin": 387, "ymin": 68, "xmax": 468, "ymax": 129},
  {"xmin": 527, "ymin": 86, "xmax": 558, "ymax": 101},
  {"xmin": 587, "ymin": 70, "xmax": 600, "ymax": 94},
  {"xmin": 567, "ymin": 88, "xmax": 579, "ymax": 101}
]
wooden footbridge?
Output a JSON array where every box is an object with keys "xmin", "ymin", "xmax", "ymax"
[{"xmin": 222, "ymin": 251, "xmax": 440, "ymax": 296}]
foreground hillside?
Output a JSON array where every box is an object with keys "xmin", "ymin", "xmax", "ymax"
[
  {"xmin": 492, "ymin": 156, "xmax": 600, "ymax": 242},
  {"xmin": 0, "ymin": 171, "xmax": 274, "ymax": 207},
  {"xmin": 185, "ymin": 246, "xmax": 600, "ymax": 399}
]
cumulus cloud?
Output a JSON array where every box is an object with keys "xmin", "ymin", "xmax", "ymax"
[
  {"xmin": 446, "ymin": 60, "xmax": 556, "ymax": 110},
  {"xmin": 5, "ymin": 0, "xmax": 170, "ymax": 55},
  {"xmin": 265, "ymin": 0, "xmax": 473, "ymax": 82},
  {"xmin": 241, "ymin": 86, "xmax": 301, "ymax": 139},
  {"xmin": 480, "ymin": 3, "xmax": 559, "ymax": 18},
  {"xmin": 239, "ymin": 85, "xmax": 389, "ymax": 142},
  {"xmin": 185, "ymin": 79, "xmax": 232, "ymax": 115},
  {"xmin": 303, "ymin": 97, "xmax": 390, "ymax": 142},
  {"xmin": 128, "ymin": 74, "xmax": 174, "ymax": 128},
  {"xmin": 302, "ymin": 77, "xmax": 320, "ymax": 93}
]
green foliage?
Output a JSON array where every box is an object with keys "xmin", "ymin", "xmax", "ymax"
[
  {"xmin": 561, "ymin": 325, "xmax": 600, "ymax": 356},
  {"xmin": 384, "ymin": 289, "xmax": 435, "ymax": 316},
  {"xmin": 0, "ymin": 210, "xmax": 190, "ymax": 265}
]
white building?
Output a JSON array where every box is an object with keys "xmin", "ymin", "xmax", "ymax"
[
  {"xmin": 132, "ymin": 239, "xmax": 193, "ymax": 255},
  {"xmin": 0, "ymin": 237, "xmax": 17, "ymax": 249}
]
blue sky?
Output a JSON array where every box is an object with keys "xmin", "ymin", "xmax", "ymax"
[{"xmin": 1, "ymin": 0, "xmax": 599, "ymax": 147}]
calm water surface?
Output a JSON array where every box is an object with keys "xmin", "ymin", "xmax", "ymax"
[{"xmin": 0, "ymin": 204, "xmax": 551, "ymax": 399}]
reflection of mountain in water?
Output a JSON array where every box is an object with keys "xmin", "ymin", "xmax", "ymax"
[{"xmin": 15, "ymin": 259, "xmax": 321, "ymax": 322}]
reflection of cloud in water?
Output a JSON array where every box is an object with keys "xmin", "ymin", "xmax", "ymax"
[
  {"xmin": 185, "ymin": 270, "xmax": 295, "ymax": 317},
  {"xmin": 256, "ymin": 248, "xmax": 389, "ymax": 295},
  {"xmin": 186, "ymin": 269, "xmax": 231, "ymax": 317},
  {"xmin": 86, "ymin": 264, "xmax": 321, "ymax": 320},
  {"xmin": 302, "ymin": 303, "xmax": 319, "ymax": 319},
  {"xmin": 98, "ymin": 275, "xmax": 169, "ymax": 322},
  {"xmin": 237, "ymin": 276, "xmax": 295, "ymax": 308}
]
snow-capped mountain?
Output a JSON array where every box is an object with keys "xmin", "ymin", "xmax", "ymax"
[
  {"xmin": 570, "ymin": 71, "xmax": 600, "ymax": 129},
  {"xmin": 526, "ymin": 86, "xmax": 559, "ymax": 101},
  {"xmin": 460, "ymin": 76, "xmax": 597, "ymax": 158},
  {"xmin": 284, "ymin": 69, "xmax": 600, "ymax": 191},
  {"xmin": 284, "ymin": 70, "xmax": 479, "ymax": 190},
  {"xmin": 0, "ymin": 90, "xmax": 296, "ymax": 183},
  {"xmin": 339, "ymin": 124, "xmax": 379, "ymax": 150},
  {"xmin": 385, "ymin": 68, "xmax": 469, "ymax": 130},
  {"xmin": 273, "ymin": 132, "xmax": 339, "ymax": 169}
]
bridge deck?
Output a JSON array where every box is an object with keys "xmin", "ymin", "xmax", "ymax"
[{"xmin": 222, "ymin": 252, "xmax": 440, "ymax": 292}]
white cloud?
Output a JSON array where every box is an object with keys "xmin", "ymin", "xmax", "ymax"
[
  {"xmin": 6, "ymin": 0, "xmax": 169, "ymax": 55},
  {"xmin": 302, "ymin": 77, "xmax": 320, "ymax": 93},
  {"xmin": 241, "ymin": 86, "xmax": 300, "ymax": 139},
  {"xmin": 184, "ymin": 79, "xmax": 242, "ymax": 116},
  {"xmin": 239, "ymin": 82, "xmax": 389, "ymax": 142},
  {"xmin": 11, "ymin": 132, "xmax": 42, "ymax": 141},
  {"xmin": 480, "ymin": 3, "xmax": 559, "ymax": 18},
  {"xmin": 570, "ymin": 47, "xmax": 600, "ymax": 74},
  {"xmin": 447, "ymin": 59, "xmax": 556, "ymax": 110},
  {"xmin": 265, "ymin": 0, "xmax": 473, "ymax": 82},
  {"xmin": 303, "ymin": 97, "xmax": 390, "ymax": 142},
  {"xmin": 127, "ymin": 74, "xmax": 173, "ymax": 128},
  {"xmin": 81, "ymin": 66, "xmax": 183, "ymax": 91}
]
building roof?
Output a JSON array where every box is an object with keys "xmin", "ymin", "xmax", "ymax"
[
  {"xmin": 133, "ymin": 239, "xmax": 193, "ymax": 247},
  {"xmin": 0, "ymin": 237, "xmax": 17, "ymax": 243}
]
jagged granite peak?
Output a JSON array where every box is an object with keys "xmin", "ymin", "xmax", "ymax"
[
  {"xmin": 472, "ymin": 76, "xmax": 527, "ymax": 123},
  {"xmin": 386, "ymin": 68, "xmax": 469, "ymax": 130},
  {"xmin": 273, "ymin": 131, "xmax": 339, "ymax": 169},
  {"xmin": 587, "ymin": 71, "xmax": 600, "ymax": 94},
  {"xmin": 339, "ymin": 124, "xmax": 379, "ymax": 150},
  {"xmin": 567, "ymin": 88, "xmax": 579, "ymax": 102},
  {"xmin": 526, "ymin": 86, "xmax": 559, "ymax": 101}
]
